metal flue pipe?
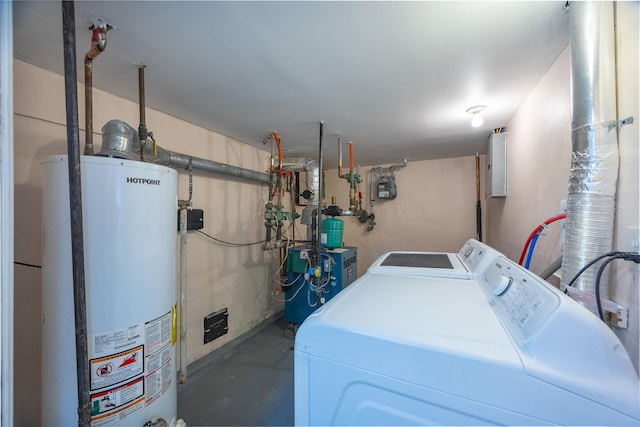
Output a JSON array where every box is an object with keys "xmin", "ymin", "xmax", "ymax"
[
  {"xmin": 150, "ymin": 145, "xmax": 271, "ymax": 184},
  {"xmin": 96, "ymin": 64, "xmax": 269, "ymax": 182},
  {"xmin": 83, "ymin": 19, "xmax": 109, "ymax": 156},
  {"xmin": 561, "ymin": 1, "xmax": 619, "ymax": 315},
  {"xmin": 138, "ymin": 65, "xmax": 147, "ymax": 161},
  {"xmin": 315, "ymin": 121, "xmax": 324, "ymax": 270},
  {"xmin": 97, "ymin": 119, "xmax": 270, "ymax": 184},
  {"xmin": 178, "ymin": 200, "xmax": 188, "ymax": 385},
  {"xmin": 61, "ymin": 2, "xmax": 91, "ymax": 424}
]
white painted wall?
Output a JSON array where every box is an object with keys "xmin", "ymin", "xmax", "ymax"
[
  {"xmin": 13, "ymin": 60, "xmax": 282, "ymax": 424},
  {"xmin": 609, "ymin": 1, "xmax": 639, "ymax": 373},
  {"xmin": 325, "ymin": 155, "xmax": 486, "ymax": 274},
  {"xmin": 486, "ymin": 47, "xmax": 571, "ymax": 270}
]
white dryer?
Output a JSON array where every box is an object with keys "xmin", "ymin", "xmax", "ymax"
[
  {"xmin": 295, "ymin": 244, "xmax": 639, "ymax": 425},
  {"xmin": 367, "ymin": 239, "xmax": 499, "ymax": 279}
]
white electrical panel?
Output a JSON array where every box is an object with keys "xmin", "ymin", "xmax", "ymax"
[{"xmin": 485, "ymin": 132, "xmax": 507, "ymax": 198}]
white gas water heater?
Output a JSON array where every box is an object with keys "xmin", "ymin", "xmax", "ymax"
[{"xmin": 41, "ymin": 155, "xmax": 178, "ymax": 426}]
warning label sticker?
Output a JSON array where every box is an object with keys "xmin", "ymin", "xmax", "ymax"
[
  {"xmin": 145, "ymin": 310, "xmax": 172, "ymax": 354},
  {"xmin": 90, "ymin": 376, "xmax": 145, "ymax": 427},
  {"xmin": 90, "ymin": 346, "xmax": 144, "ymax": 391},
  {"xmin": 92, "ymin": 324, "xmax": 143, "ymax": 359},
  {"xmin": 145, "ymin": 311, "xmax": 173, "ymax": 404},
  {"xmin": 145, "ymin": 345, "xmax": 173, "ymax": 404}
]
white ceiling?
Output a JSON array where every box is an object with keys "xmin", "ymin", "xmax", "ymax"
[{"xmin": 13, "ymin": 1, "xmax": 569, "ymax": 167}]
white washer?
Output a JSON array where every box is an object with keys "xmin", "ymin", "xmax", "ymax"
[
  {"xmin": 295, "ymin": 245, "xmax": 639, "ymax": 426},
  {"xmin": 367, "ymin": 239, "xmax": 499, "ymax": 279}
]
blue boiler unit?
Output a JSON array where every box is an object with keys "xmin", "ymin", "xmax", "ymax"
[{"xmin": 284, "ymin": 247, "xmax": 357, "ymax": 325}]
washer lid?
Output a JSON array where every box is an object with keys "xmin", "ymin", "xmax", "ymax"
[
  {"xmin": 381, "ymin": 252, "xmax": 453, "ymax": 268},
  {"xmin": 297, "ymin": 272, "xmax": 519, "ymax": 367},
  {"xmin": 368, "ymin": 251, "xmax": 471, "ymax": 279}
]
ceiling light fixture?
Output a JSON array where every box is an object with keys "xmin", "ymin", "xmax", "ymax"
[{"xmin": 466, "ymin": 105, "xmax": 486, "ymax": 128}]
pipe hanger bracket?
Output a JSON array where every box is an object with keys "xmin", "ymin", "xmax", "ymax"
[
  {"xmin": 579, "ymin": 116, "xmax": 634, "ymax": 133},
  {"xmin": 603, "ymin": 116, "xmax": 634, "ymax": 131},
  {"xmin": 617, "ymin": 116, "xmax": 634, "ymax": 127}
]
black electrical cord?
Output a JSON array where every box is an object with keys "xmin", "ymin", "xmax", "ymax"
[
  {"xmin": 564, "ymin": 251, "xmax": 640, "ymax": 321},
  {"xmin": 564, "ymin": 251, "xmax": 623, "ymax": 291},
  {"xmin": 196, "ymin": 229, "xmax": 265, "ymax": 247},
  {"xmin": 594, "ymin": 256, "xmax": 619, "ymax": 320},
  {"xmin": 594, "ymin": 253, "xmax": 640, "ymax": 321},
  {"xmin": 14, "ymin": 261, "xmax": 42, "ymax": 269}
]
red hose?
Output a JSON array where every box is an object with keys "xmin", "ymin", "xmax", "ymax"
[{"xmin": 518, "ymin": 213, "xmax": 566, "ymax": 265}]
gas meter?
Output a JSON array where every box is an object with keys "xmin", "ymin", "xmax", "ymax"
[{"xmin": 377, "ymin": 174, "xmax": 397, "ymax": 199}]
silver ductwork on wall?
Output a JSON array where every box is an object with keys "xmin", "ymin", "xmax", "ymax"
[
  {"xmin": 98, "ymin": 119, "xmax": 270, "ymax": 185},
  {"xmin": 282, "ymin": 157, "xmax": 320, "ymax": 228},
  {"xmin": 561, "ymin": 1, "xmax": 619, "ymax": 314}
]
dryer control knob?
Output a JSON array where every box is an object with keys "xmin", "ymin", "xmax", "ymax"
[{"xmin": 493, "ymin": 275, "xmax": 512, "ymax": 296}]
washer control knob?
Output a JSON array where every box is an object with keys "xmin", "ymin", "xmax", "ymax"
[
  {"xmin": 464, "ymin": 247, "xmax": 474, "ymax": 257},
  {"xmin": 493, "ymin": 275, "xmax": 512, "ymax": 296}
]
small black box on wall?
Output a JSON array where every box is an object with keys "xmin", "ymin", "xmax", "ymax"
[
  {"xmin": 204, "ymin": 307, "xmax": 228, "ymax": 344},
  {"xmin": 177, "ymin": 208, "xmax": 204, "ymax": 231}
]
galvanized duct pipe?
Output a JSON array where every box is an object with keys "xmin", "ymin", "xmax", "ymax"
[
  {"xmin": 98, "ymin": 119, "xmax": 270, "ymax": 184},
  {"xmin": 282, "ymin": 157, "xmax": 320, "ymax": 236},
  {"xmin": 61, "ymin": 1, "xmax": 91, "ymax": 425},
  {"xmin": 146, "ymin": 144, "xmax": 270, "ymax": 184},
  {"xmin": 561, "ymin": 1, "xmax": 619, "ymax": 315}
]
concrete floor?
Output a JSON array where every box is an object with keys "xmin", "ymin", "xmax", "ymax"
[{"xmin": 177, "ymin": 316, "xmax": 295, "ymax": 426}]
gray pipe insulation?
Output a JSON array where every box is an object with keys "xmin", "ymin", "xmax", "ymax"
[
  {"xmin": 561, "ymin": 1, "xmax": 619, "ymax": 315},
  {"xmin": 98, "ymin": 119, "xmax": 270, "ymax": 184}
]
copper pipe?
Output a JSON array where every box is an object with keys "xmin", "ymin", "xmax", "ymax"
[
  {"xmin": 268, "ymin": 138, "xmax": 275, "ymax": 201},
  {"xmin": 349, "ymin": 141, "xmax": 354, "ymax": 171},
  {"xmin": 83, "ymin": 20, "xmax": 109, "ymax": 156},
  {"xmin": 337, "ymin": 135, "xmax": 346, "ymax": 178},
  {"xmin": 273, "ymin": 131, "xmax": 284, "ymax": 219},
  {"xmin": 273, "ymin": 131, "xmax": 283, "ymax": 169},
  {"xmin": 348, "ymin": 141, "xmax": 357, "ymax": 211}
]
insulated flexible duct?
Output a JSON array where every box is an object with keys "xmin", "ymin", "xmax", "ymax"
[{"xmin": 561, "ymin": 1, "xmax": 619, "ymax": 315}]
